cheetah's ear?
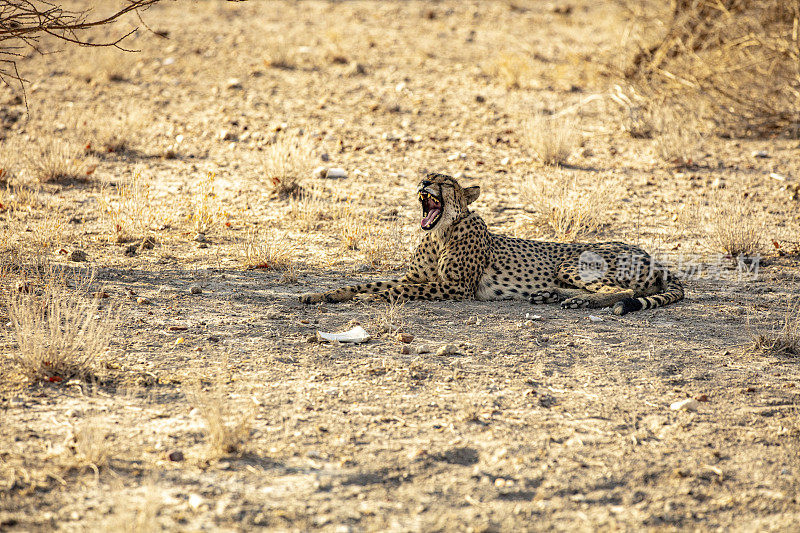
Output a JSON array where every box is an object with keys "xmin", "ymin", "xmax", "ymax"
[{"xmin": 463, "ymin": 186, "xmax": 480, "ymax": 205}]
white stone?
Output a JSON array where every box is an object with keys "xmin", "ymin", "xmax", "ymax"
[{"xmin": 670, "ymin": 398, "xmax": 700, "ymax": 411}]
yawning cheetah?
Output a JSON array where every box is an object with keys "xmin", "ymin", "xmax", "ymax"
[{"xmin": 299, "ymin": 173, "xmax": 684, "ymax": 315}]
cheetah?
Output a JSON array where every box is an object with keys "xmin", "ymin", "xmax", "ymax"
[{"xmin": 299, "ymin": 173, "xmax": 684, "ymax": 315}]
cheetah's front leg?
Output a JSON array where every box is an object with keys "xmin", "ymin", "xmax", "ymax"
[{"xmin": 299, "ymin": 280, "xmax": 402, "ymax": 304}]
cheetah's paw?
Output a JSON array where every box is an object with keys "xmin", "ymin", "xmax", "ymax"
[
  {"xmin": 530, "ymin": 290, "xmax": 560, "ymax": 304},
  {"xmin": 299, "ymin": 292, "xmax": 325, "ymax": 304},
  {"xmin": 560, "ymin": 297, "xmax": 590, "ymax": 309}
]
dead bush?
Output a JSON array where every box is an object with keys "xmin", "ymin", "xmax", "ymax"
[
  {"xmin": 263, "ymin": 131, "xmax": 315, "ymax": 196},
  {"xmin": 623, "ymin": 0, "xmax": 800, "ymax": 135},
  {"xmin": 752, "ymin": 300, "xmax": 800, "ymax": 357},
  {"xmin": 703, "ymin": 191, "xmax": 763, "ymax": 258},
  {"xmin": 524, "ymin": 113, "xmax": 580, "ymax": 166},
  {"xmin": 5, "ymin": 279, "xmax": 116, "ymax": 383},
  {"xmin": 188, "ymin": 378, "xmax": 254, "ymax": 459},
  {"xmin": 26, "ymin": 140, "xmax": 86, "ymax": 183},
  {"xmin": 240, "ymin": 229, "xmax": 297, "ymax": 271},
  {"xmin": 519, "ymin": 169, "xmax": 608, "ymax": 242}
]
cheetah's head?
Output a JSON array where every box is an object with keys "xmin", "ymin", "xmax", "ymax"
[{"xmin": 417, "ymin": 173, "xmax": 480, "ymax": 232}]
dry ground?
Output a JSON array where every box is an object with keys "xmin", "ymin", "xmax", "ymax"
[{"xmin": 2, "ymin": 1, "xmax": 800, "ymax": 531}]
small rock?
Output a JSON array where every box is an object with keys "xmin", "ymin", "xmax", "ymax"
[
  {"xmin": 397, "ymin": 332, "xmax": 414, "ymax": 343},
  {"xmin": 588, "ymin": 315, "xmax": 603, "ymax": 322},
  {"xmin": 189, "ymin": 285, "xmax": 202, "ymax": 295},
  {"xmin": 218, "ymin": 129, "xmax": 237, "ymax": 141},
  {"xmin": 475, "ymin": 94, "xmax": 486, "ymax": 103},
  {"xmin": 500, "ymin": 157, "xmax": 510, "ymax": 166},
  {"xmin": 197, "ymin": 243, "xmax": 208, "ymax": 249},
  {"xmin": 417, "ymin": 344, "xmax": 430, "ymax": 354},
  {"xmin": 324, "ymin": 167, "xmax": 347, "ymax": 179},
  {"xmin": 208, "ymin": 335, "xmax": 220, "ymax": 343},
  {"xmin": 751, "ymin": 150, "xmax": 769, "ymax": 158},
  {"xmin": 523, "ymin": 320, "xmax": 535, "ymax": 327},
  {"xmin": 525, "ymin": 313, "xmax": 542, "ymax": 320},
  {"xmin": 168, "ymin": 325, "xmax": 188, "ymax": 332},
  {"xmin": 670, "ymin": 398, "xmax": 700, "ymax": 411},
  {"xmin": 435, "ymin": 343, "xmax": 460, "ymax": 357},
  {"xmin": 166, "ymin": 449, "xmax": 185, "ymax": 462},
  {"xmin": 194, "ymin": 233, "xmax": 207, "ymax": 243},
  {"xmin": 694, "ymin": 393, "xmax": 709, "ymax": 402},
  {"xmin": 399, "ymin": 345, "xmax": 415, "ymax": 355},
  {"xmin": 69, "ymin": 249, "xmax": 88, "ymax": 262},
  {"xmin": 163, "ymin": 57, "xmax": 175, "ymax": 66},
  {"xmin": 226, "ymin": 78, "xmax": 243, "ymax": 90},
  {"xmin": 313, "ymin": 166, "xmax": 328, "ymax": 178},
  {"xmin": 188, "ymin": 493, "xmax": 203, "ymax": 510},
  {"xmin": 136, "ymin": 297, "xmax": 151, "ymax": 305}
]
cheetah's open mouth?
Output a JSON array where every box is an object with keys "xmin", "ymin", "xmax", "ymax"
[{"xmin": 418, "ymin": 190, "xmax": 442, "ymax": 230}]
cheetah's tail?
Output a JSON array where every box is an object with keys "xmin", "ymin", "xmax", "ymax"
[{"xmin": 612, "ymin": 278, "xmax": 684, "ymax": 316}]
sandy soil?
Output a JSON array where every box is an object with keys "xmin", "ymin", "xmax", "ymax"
[{"xmin": 1, "ymin": 1, "xmax": 800, "ymax": 531}]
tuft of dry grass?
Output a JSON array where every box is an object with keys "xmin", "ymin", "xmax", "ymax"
[
  {"xmin": 752, "ymin": 300, "xmax": 800, "ymax": 357},
  {"xmin": 486, "ymin": 52, "xmax": 532, "ymax": 89},
  {"xmin": 240, "ymin": 228, "xmax": 297, "ymax": 271},
  {"xmin": 374, "ymin": 299, "xmax": 407, "ymax": 335},
  {"xmin": 190, "ymin": 172, "xmax": 224, "ymax": 234},
  {"xmin": 97, "ymin": 171, "xmax": 164, "ymax": 242},
  {"xmin": 263, "ymin": 131, "xmax": 315, "ymax": 197},
  {"xmin": 26, "ymin": 140, "xmax": 86, "ymax": 183},
  {"xmin": 523, "ymin": 113, "xmax": 580, "ymax": 166},
  {"xmin": 287, "ymin": 185, "xmax": 339, "ymax": 231},
  {"xmin": 5, "ymin": 279, "xmax": 116, "ymax": 383},
  {"xmin": 703, "ymin": 191, "xmax": 762, "ymax": 258},
  {"xmin": 65, "ymin": 418, "xmax": 111, "ymax": 473},
  {"xmin": 652, "ymin": 107, "xmax": 700, "ymax": 166},
  {"xmin": 264, "ymin": 37, "xmax": 298, "ymax": 69},
  {"xmin": 188, "ymin": 379, "xmax": 254, "ymax": 459},
  {"xmin": 519, "ymin": 169, "xmax": 607, "ymax": 242}
]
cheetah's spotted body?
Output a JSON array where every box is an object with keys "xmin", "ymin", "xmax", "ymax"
[{"xmin": 300, "ymin": 174, "xmax": 684, "ymax": 315}]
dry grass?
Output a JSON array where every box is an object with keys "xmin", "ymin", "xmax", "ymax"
[
  {"xmin": 264, "ymin": 36, "xmax": 298, "ymax": 69},
  {"xmin": 189, "ymin": 172, "xmax": 224, "ymax": 234},
  {"xmin": 703, "ymin": 191, "xmax": 762, "ymax": 258},
  {"xmin": 97, "ymin": 171, "xmax": 164, "ymax": 242},
  {"xmin": 652, "ymin": 107, "xmax": 700, "ymax": 166},
  {"xmin": 65, "ymin": 418, "xmax": 111, "ymax": 473},
  {"xmin": 240, "ymin": 228, "xmax": 297, "ymax": 271},
  {"xmin": 519, "ymin": 169, "xmax": 607, "ymax": 242},
  {"xmin": 523, "ymin": 113, "xmax": 580, "ymax": 166},
  {"xmin": 374, "ymin": 299, "xmax": 407, "ymax": 335},
  {"xmin": 73, "ymin": 47, "xmax": 139, "ymax": 83},
  {"xmin": 624, "ymin": 0, "xmax": 800, "ymax": 134},
  {"xmin": 752, "ymin": 300, "xmax": 800, "ymax": 357},
  {"xmin": 188, "ymin": 379, "xmax": 254, "ymax": 459},
  {"xmin": 485, "ymin": 52, "xmax": 532, "ymax": 89},
  {"xmin": 25, "ymin": 140, "xmax": 86, "ymax": 183},
  {"xmin": 287, "ymin": 185, "xmax": 338, "ymax": 231},
  {"xmin": 263, "ymin": 131, "xmax": 316, "ymax": 197},
  {"xmin": 5, "ymin": 279, "xmax": 116, "ymax": 383}
]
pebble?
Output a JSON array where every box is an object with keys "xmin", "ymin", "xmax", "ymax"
[
  {"xmin": 226, "ymin": 78, "xmax": 243, "ymax": 90},
  {"xmin": 525, "ymin": 313, "xmax": 542, "ymax": 320},
  {"xmin": 500, "ymin": 157, "xmax": 510, "ymax": 166},
  {"xmin": 320, "ymin": 152, "xmax": 330, "ymax": 162},
  {"xmin": 399, "ymin": 345, "xmax": 415, "ymax": 355},
  {"xmin": 166, "ymin": 449, "xmax": 185, "ymax": 462},
  {"xmin": 189, "ymin": 285, "xmax": 202, "ymax": 295},
  {"xmin": 670, "ymin": 398, "xmax": 700, "ymax": 411},
  {"xmin": 194, "ymin": 233, "xmax": 207, "ymax": 243},
  {"xmin": 208, "ymin": 335, "xmax": 220, "ymax": 343},
  {"xmin": 69, "ymin": 249, "xmax": 88, "ymax": 262},
  {"xmin": 397, "ymin": 332, "xmax": 414, "ymax": 344},
  {"xmin": 588, "ymin": 315, "xmax": 603, "ymax": 322},
  {"xmin": 751, "ymin": 150, "xmax": 769, "ymax": 158},
  {"xmin": 435, "ymin": 344, "xmax": 460, "ymax": 356},
  {"xmin": 694, "ymin": 393, "xmax": 709, "ymax": 402},
  {"xmin": 136, "ymin": 297, "xmax": 151, "ymax": 305},
  {"xmin": 218, "ymin": 129, "xmax": 237, "ymax": 141},
  {"xmin": 188, "ymin": 494, "xmax": 203, "ymax": 510},
  {"xmin": 417, "ymin": 344, "xmax": 430, "ymax": 354},
  {"xmin": 325, "ymin": 167, "xmax": 347, "ymax": 179}
]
